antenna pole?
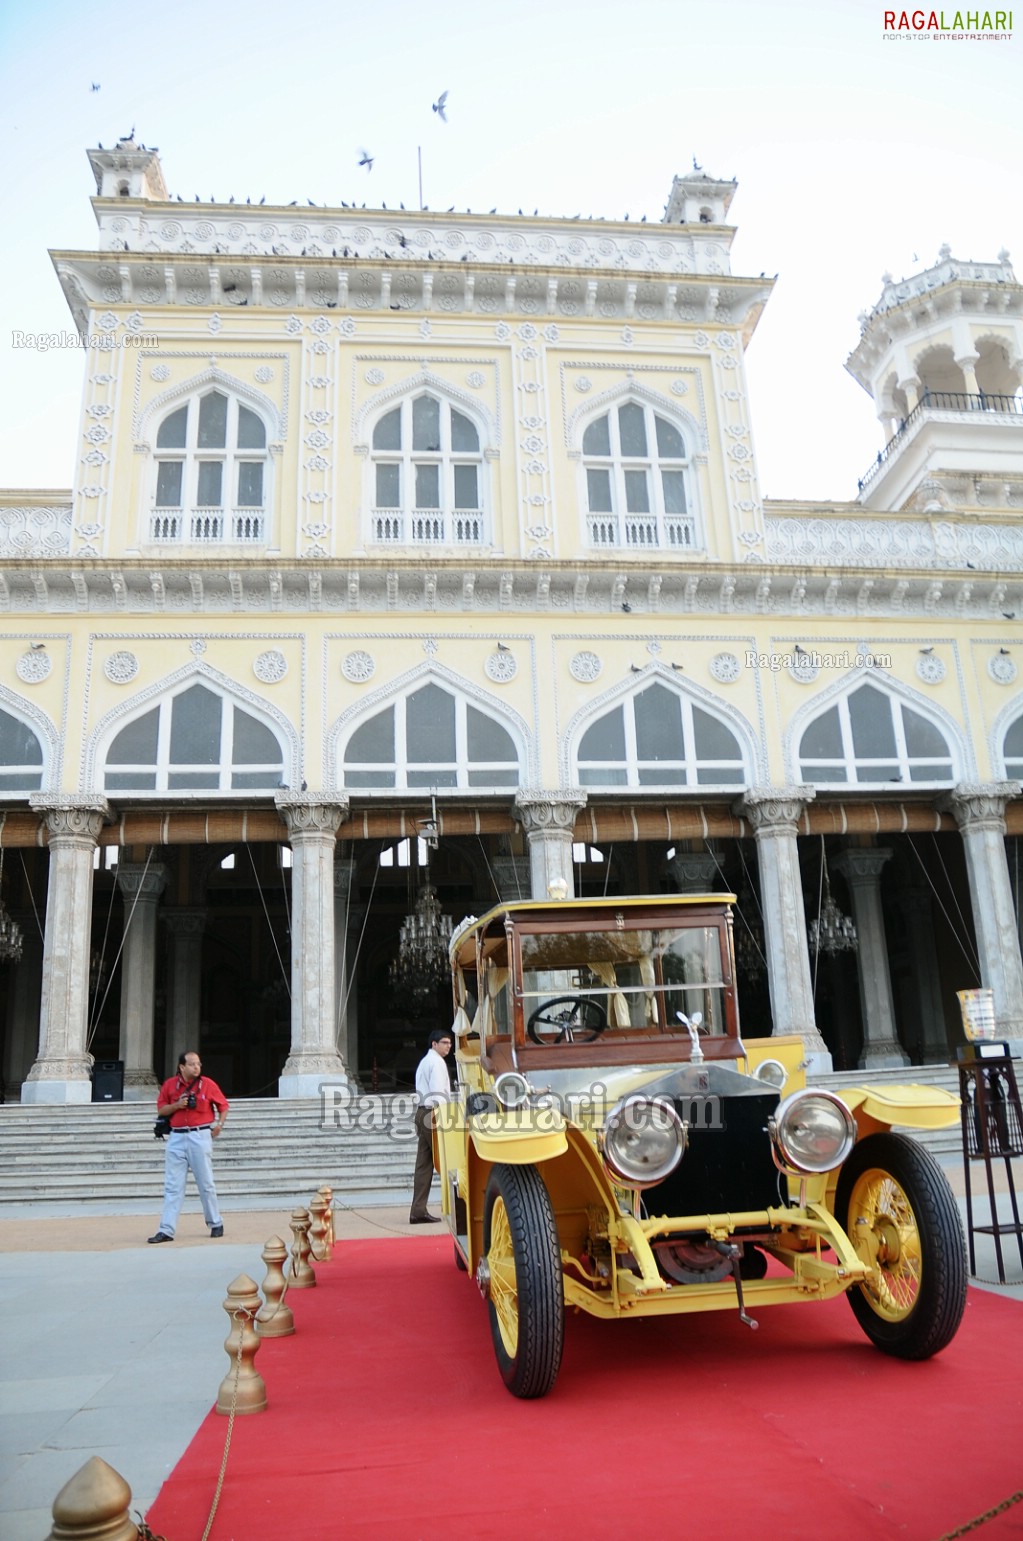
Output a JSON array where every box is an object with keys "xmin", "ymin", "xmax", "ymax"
[{"xmin": 418, "ymin": 146, "xmax": 423, "ymax": 210}]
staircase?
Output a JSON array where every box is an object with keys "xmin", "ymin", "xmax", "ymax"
[
  {"xmin": 0, "ymin": 1066, "xmax": 967, "ymax": 1212},
  {"xmin": 0, "ymin": 1097, "xmax": 419, "ymax": 1212}
]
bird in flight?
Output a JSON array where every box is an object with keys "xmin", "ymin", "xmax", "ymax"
[
  {"xmin": 358, "ymin": 148, "xmax": 374, "ymax": 171},
  {"xmin": 91, "ymin": 82, "xmax": 100, "ymax": 92},
  {"xmin": 432, "ymin": 90, "xmax": 448, "ymax": 121}
]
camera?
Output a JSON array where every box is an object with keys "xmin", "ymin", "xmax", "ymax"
[{"xmin": 186, "ymin": 1092, "xmax": 197, "ymax": 1110}]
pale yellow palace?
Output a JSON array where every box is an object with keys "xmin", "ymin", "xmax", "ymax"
[{"xmin": 0, "ymin": 136, "xmax": 1020, "ymax": 1102}]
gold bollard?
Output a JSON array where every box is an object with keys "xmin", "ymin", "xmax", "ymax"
[
  {"xmin": 308, "ymin": 1192, "xmax": 331, "ymax": 1262},
  {"xmin": 47, "ymin": 1456, "xmax": 137, "ymax": 1541},
  {"xmin": 216, "ymin": 1273, "xmax": 267, "ymax": 1415},
  {"xmin": 288, "ymin": 1207, "xmax": 316, "ymax": 1288},
  {"xmin": 256, "ymin": 1235, "xmax": 295, "ymax": 1338},
  {"xmin": 317, "ymin": 1183, "xmax": 335, "ymax": 1249}
]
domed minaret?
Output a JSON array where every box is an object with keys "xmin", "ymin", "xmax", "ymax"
[{"xmin": 846, "ymin": 247, "xmax": 1023, "ymax": 512}]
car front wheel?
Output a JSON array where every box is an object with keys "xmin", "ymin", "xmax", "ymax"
[
  {"xmin": 482, "ymin": 1164, "xmax": 564, "ymax": 1398},
  {"xmin": 835, "ymin": 1132, "xmax": 967, "ymax": 1360}
]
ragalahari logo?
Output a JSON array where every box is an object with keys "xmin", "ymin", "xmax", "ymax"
[{"xmin": 883, "ymin": 8, "xmax": 1013, "ymax": 36}]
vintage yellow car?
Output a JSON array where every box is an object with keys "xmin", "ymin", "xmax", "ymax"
[{"xmin": 433, "ymin": 894, "xmax": 967, "ymax": 1398}]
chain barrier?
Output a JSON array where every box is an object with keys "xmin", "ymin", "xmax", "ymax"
[{"xmin": 936, "ymin": 1489, "xmax": 1023, "ymax": 1538}]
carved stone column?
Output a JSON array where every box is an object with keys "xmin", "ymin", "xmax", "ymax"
[
  {"xmin": 163, "ymin": 909, "xmax": 206, "ymax": 1076},
  {"xmin": 115, "ymin": 862, "xmax": 168, "ymax": 1098},
  {"xmin": 897, "ymin": 886, "xmax": 949, "ymax": 1064},
  {"xmin": 333, "ymin": 859, "xmax": 359, "ymax": 1084},
  {"xmin": 667, "ymin": 849, "xmax": 721, "ymax": 895},
  {"xmin": 276, "ymin": 794, "xmax": 350, "ymax": 1097},
  {"xmin": 939, "ymin": 782, "xmax": 1023, "ymax": 1045},
  {"xmin": 833, "ymin": 849, "xmax": 908, "ymax": 1068},
  {"xmin": 23, "ymin": 797, "xmax": 109, "ymax": 1103},
  {"xmin": 735, "ymin": 787, "xmax": 831, "ymax": 1072},
  {"xmin": 513, "ymin": 790, "xmax": 586, "ymax": 900},
  {"xmin": 491, "ymin": 854, "xmax": 531, "ymax": 903}
]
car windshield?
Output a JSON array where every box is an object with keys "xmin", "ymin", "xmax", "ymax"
[{"xmin": 518, "ymin": 923, "xmax": 727, "ymax": 1038}]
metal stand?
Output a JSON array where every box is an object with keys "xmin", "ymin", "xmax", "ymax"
[{"xmin": 956, "ymin": 1047, "xmax": 1023, "ymax": 1283}]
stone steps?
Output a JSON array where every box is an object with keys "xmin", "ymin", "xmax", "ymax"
[
  {"xmin": 0, "ymin": 1098, "xmax": 420, "ymax": 1208},
  {"xmin": 0, "ymin": 1068, "xmax": 972, "ymax": 1209}
]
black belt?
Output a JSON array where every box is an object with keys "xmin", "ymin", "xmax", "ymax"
[{"xmin": 170, "ymin": 1123, "xmax": 214, "ymax": 1132}]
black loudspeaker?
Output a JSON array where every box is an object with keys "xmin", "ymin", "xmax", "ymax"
[{"xmin": 92, "ymin": 1060, "xmax": 124, "ymax": 1102}]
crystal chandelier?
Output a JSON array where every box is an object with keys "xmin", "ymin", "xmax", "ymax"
[
  {"xmin": 808, "ymin": 850, "xmax": 858, "ymax": 955},
  {"xmin": 0, "ymin": 846, "xmax": 24, "ymax": 964},
  {"xmin": 389, "ymin": 883, "xmax": 454, "ymax": 1004}
]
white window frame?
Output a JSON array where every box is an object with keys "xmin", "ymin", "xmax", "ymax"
[
  {"xmin": 367, "ymin": 392, "xmax": 486, "ymax": 548},
  {"xmin": 151, "ymin": 390, "xmax": 269, "ymax": 547},
  {"xmin": 342, "ymin": 683, "xmax": 521, "ymax": 791},
  {"xmin": 102, "ymin": 681, "xmax": 285, "ymax": 794},
  {"xmin": 575, "ymin": 686, "xmax": 746, "ymax": 789},
  {"xmin": 581, "ymin": 400, "xmax": 698, "ymax": 552},
  {"xmin": 798, "ymin": 684, "xmax": 955, "ymax": 787}
]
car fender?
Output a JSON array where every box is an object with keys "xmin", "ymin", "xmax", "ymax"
[
  {"xmin": 834, "ymin": 1082, "xmax": 961, "ymax": 1134},
  {"xmin": 468, "ymin": 1108, "xmax": 569, "ymax": 1164}
]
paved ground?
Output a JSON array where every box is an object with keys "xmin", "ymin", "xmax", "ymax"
[{"xmin": 0, "ymin": 1164, "xmax": 1020, "ymax": 1541}]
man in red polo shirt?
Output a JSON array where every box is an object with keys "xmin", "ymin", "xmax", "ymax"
[{"xmin": 148, "ymin": 1050, "xmax": 229, "ymax": 1243}]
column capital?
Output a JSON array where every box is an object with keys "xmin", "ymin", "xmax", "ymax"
[
  {"xmin": 115, "ymin": 861, "xmax": 168, "ymax": 900},
  {"xmin": 29, "ymin": 795, "xmax": 110, "ymax": 844},
  {"xmin": 734, "ymin": 785, "xmax": 815, "ymax": 833},
  {"xmin": 275, "ymin": 792, "xmax": 348, "ymax": 839},
  {"xmin": 667, "ymin": 851, "xmax": 721, "ymax": 893},
  {"xmin": 833, "ymin": 847, "xmax": 893, "ymax": 884},
  {"xmin": 162, "ymin": 907, "xmax": 207, "ymax": 938},
  {"xmin": 938, "ymin": 781, "xmax": 1022, "ymax": 833},
  {"xmin": 513, "ymin": 789, "xmax": 586, "ymax": 835}
]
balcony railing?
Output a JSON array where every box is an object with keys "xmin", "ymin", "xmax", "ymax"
[
  {"xmin": 858, "ymin": 389, "xmax": 1023, "ymax": 493},
  {"xmin": 371, "ymin": 509, "xmax": 484, "ymax": 544},
  {"xmin": 149, "ymin": 507, "xmax": 266, "ymax": 544},
  {"xmin": 588, "ymin": 513, "xmax": 698, "ymax": 550}
]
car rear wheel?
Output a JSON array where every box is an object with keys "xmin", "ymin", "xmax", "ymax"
[
  {"xmin": 482, "ymin": 1164, "xmax": 564, "ymax": 1398},
  {"xmin": 835, "ymin": 1132, "xmax": 966, "ymax": 1360}
]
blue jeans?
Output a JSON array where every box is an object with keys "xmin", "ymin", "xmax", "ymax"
[{"xmin": 159, "ymin": 1128, "xmax": 223, "ymax": 1235}]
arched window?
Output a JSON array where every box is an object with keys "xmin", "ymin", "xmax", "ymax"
[
  {"xmin": 343, "ymin": 682, "xmax": 519, "ymax": 789},
  {"xmin": 576, "ymin": 683, "xmax": 745, "ymax": 787},
  {"xmin": 0, "ymin": 706, "xmax": 44, "ymax": 791},
  {"xmin": 798, "ymin": 682, "xmax": 953, "ymax": 785},
  {"xmin": 1004, "ymin": 711, "xmax": 1023, "ymax": 779},
  {"xmin": 370, "ymin": 393, "xmax": 484, "ymax": 546},
  {"xmin": 582, "ymin": 402, "xmax": 696, "ymax": 550},
  {"xmin": 152, "ymin": 390, "xmax": 268, "ymax": 545},
  {"xmin": 103, "ymin": 682, "xmax": 284, "ymax": 792}
]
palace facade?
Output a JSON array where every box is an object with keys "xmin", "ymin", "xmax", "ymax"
[{"xmin": 1, "ymin": 137, "xmax": 1021, "ymax": 1102}]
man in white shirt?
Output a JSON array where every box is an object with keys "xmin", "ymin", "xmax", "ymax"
[{"xmin": 410, "ymin": 1028, "xmax": 453, "ymax": 1224}]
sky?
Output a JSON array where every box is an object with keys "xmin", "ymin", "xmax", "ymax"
[{"xmin": 0, "ymin": 0, "xmax": 1019, "ymax": 504}]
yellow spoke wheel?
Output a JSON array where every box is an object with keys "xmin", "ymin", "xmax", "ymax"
[
  {"xmin": 482, "ymin": 1164, "xmax": 564, "ymax": 1398},
  {"xmin": 835, "ymin": 1132, "xmax": 966, "ymax": 1360}
]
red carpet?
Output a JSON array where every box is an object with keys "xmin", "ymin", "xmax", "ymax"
[{"xmin": 148, "ymin": 1239, "xmax": 1023, "ymax": 1541}]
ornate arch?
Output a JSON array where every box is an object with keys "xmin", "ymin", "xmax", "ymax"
[
  {"xmin": 354, "ymin": 369, "xmax": 497, "ymax": 450},
  {"xmin": 565, "ymin": 378, "xmax": 706, "ymax": 456},
  {"xmin": 138, "ymin": 367, "xmax": 284, "ymax": 443},
  {"xmin": 991, "ymin": 689, "xmax": 1023, "ymax": 778},
  {"xmin": 84, "ymin": 660, "xmax": 299, "ymax": 788},
  {"xmin": 784, "ymin": 667, "xmax": 971, "ymax": 784},
  {"xmin": 325, "ymin": 660, "xmax": 533, "ymax": 791},
  {"xmin": 561, "ymin": 662, "xmax": 762, "ymax": 785},
  {"xmin": 0, "ymin": 683, "xmax": 59, "ymax": 789}
]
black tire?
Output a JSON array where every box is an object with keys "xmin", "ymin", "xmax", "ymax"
[
  {"xmin": 482, "ymin": 1164, "xmax": 564, "ymax": 1398},
  {"xmin": 835, "ymin": 1132, "xmax": 966, "ymax": 1360}
]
